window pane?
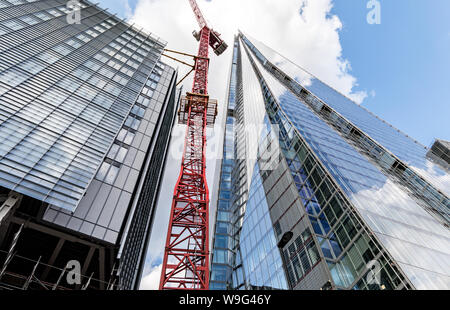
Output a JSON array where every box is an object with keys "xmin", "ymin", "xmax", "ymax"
[
  {"xmin": 96, "ymin": 162, "xmax": 110, "ymax": 181},
  {"xmin": 104, "ymin": 165, "xmax": 119, "ymax": 184}
]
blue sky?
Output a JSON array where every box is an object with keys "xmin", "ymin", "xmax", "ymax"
[
  {"xmin": 330, "ymin": 0, "xmax": 450, "ymax": 146},
  {"xmin": 99, "ymin": 0, "xmax": 450, "ymax": 146},
  {"xmin": 95, "ymin": 0, "xmax": 137, "ymax": 20}
]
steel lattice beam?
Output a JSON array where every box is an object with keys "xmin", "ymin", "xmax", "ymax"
[{"xmin": 160, "ymin": 0, "xmax": 226, "ymax": 291}]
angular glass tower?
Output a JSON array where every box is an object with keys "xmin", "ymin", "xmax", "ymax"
[
  {"xmin": 0, "ymin": 0, "xmax": 179, "ymax": 290},
  {"xmin": 210, "ymin": 33, "xmax": 450, "ymax": 290}
]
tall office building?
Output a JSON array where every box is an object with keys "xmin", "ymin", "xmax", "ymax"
[
  {"xmin": 210, "ymin": 33, "xmax": 450, "ymax": 290},
  {"xmin": 0, "ymin": 0, "xmax": 179, "ymax": 290}
]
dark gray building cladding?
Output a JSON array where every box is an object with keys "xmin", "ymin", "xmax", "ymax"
[
  {"xmin": 210, "ymin": 33, "xmax": 450, "ymax": 290},
  {"xmin": 0, "ymin": 0, "xmax": 179, "ymax": 290}
]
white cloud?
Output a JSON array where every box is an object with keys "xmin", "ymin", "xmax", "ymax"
[
  {"xmin": 139, "ymin": 264, "xmax": 162, "ymax": 290},
  {"xmin": 119, "ymin": 0, "xmax": 133, "ymax": 19},
  {"xmin": 129, "ymin": 0, "xmax": 367, "ymax": 104},
  {"xmin": 130, "ymin": 0, "xmax": 369, "ymax": 287},
  {"xmin": 350, "ymin": 178, "xmax": 450, "ymax": 289},
  {"xmin": 410, "ymin": 161, "xmax": 450, "ymax": 197}
]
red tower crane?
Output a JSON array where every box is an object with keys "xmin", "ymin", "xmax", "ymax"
[{"xmin": 159, "ymin": 0, "xmax": 227, "ymax": 290}]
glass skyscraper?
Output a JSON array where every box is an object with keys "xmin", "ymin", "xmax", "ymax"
[
  {"xmin": 0, "ymin": 0, "xmax": 179, "ymax": 290},
  {"xmin": 210, "ymin": 33, "xmax": 450, "ymax": 290}
]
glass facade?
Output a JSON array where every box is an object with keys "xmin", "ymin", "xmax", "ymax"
[
  {"xmin": 239, "ymin": 162, "xmax": 288, "ymax": 289},
  {"xmin": 0, "ymin": 0, "xmax": 178, "ymax": 290},
  {"xmin": 210, "ymin": 39, "xmax": 238, "ymax": 290},
  {"xmin": 0, "ymin": 0, "xmax": 167, "ymax": 212},
  {"xmin": 244, "ymin": 33, "xmax": 450, "ymax": 221},
  {"xmin": 210, "ymin": 32, "xmax": 450, "ymax": 290}
]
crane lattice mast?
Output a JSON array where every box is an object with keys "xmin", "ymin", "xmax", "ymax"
[{"xmin": 159, "ymin": 0, "xmax": 227, "ymax": 290}]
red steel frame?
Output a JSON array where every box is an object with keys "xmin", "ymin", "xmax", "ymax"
[{"xmin": 159, "ymin": 0, "xmax": 226, "ymax": 290}]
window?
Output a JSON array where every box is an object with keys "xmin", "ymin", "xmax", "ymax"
[
  {"xmin": 142, "ymin": 87, "xmax": 154, "ymax": 97},
  {"xmin": 215, "ymin": 235, "xmax": 228, "ymax": 249},
  {"xmin": 146, "ymin": 80, "xmax": 157, "ymax": 89},
  {"xmin": 125, "ymin": 115, "xmax": 141, "ymax": 131},
  {"xmin": 2, "ymin": 19, "xmax": 24, "ymax": 31},
  {"xmin": 53, "ymin": 44, "xmax": 73, "ymax": 56},
  {"xmin": 107, "ymin": 143, "xmax": 129, "ymax": 163},
  {"xmin": 116, "ymin": 146, "xmax": 128, "ymax": 162},
  {"xmin": 57, "ymin": 76, "xmax": 81, "ymax": 92},
  {"xmin": 213, "ymin": 249, "xmax": 229, "ymax": 264},
  {"xmin": 319, "ymin": 238, "xmax": 333, "ymax": 259},
  {"xmin": 0, "ymin": 68, "xmax": 30, "ymax": 87},
  {"xmin": 0, "ymin": 0, "xmax": 10, "ymax": 9},
  {"xmin": 104, "ymin": 165, "xmax": 120, "ymax": 184},
  {"xmin": 96, "ymin": 162, "xmax": 110, "ymax": 181},
  {"xmin": 20, "ymin": 15, "xmax": 39, "ymax": 25},
  {"xmin": 47, "ymin": 9, "xmax": 63, "ymax": 17},
  {"xmin": 66, "ymin": 38, "xmax": 82, "ymax": 48},
  {"xmin": 299, "ymin": 249, "xmax": 311, "ymax": 272},
  {"xmin": 292, "ymin": 256, "xmax": 304, "ymax": 279},
  {"xmin": 219, "ymin": 190, "xmax": 230, "ymax": 200},
  {"xmin": 216, "ymin": 222, "xmax": 228, "ymax": 234},
  {"xmin": 96, "ymin": 161, "xmax": 121, "ymax": 184},
  {"xmin": 89, "ymin": 76, "xmax": 107, "ymax": 89},
  {"xmin": 77, "ymin": 33, "xmax": 90, "ymax": 43},
  {"xmin": 17, "ymin": 59, "xmax": 45, "ymax": 74},
  {"xmin": 137, "ymin": 95, "xmax": 151, "ymax": 107},
  {"xmin": 211, "ymin": 265, "xmax": 228, "ymax": 282},
  {"xmin": 37, "ymin": 50, "xmax": 60, "ymax": 64},
  {"xmin": 35, "ymin": 12, "xmax": 51, "ymax": 21},
  {"xmin": 123, "ymin": 130, "xmax": 136, "ymax": 145}
]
